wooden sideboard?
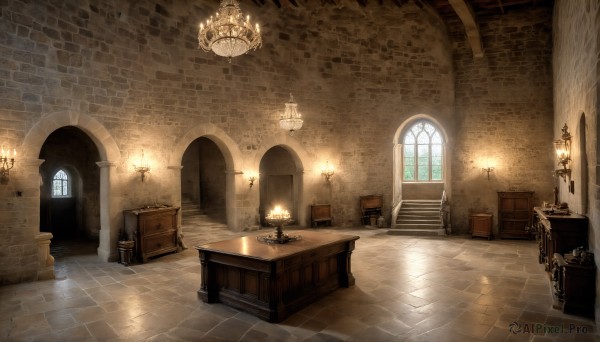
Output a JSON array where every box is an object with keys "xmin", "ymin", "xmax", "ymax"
[
  {"xmin": 552, "ymin": 253, "xmax": 596, "ymax": 318},
  {"xmin": 195, "ymin": 230, "xmax": 359, "ymax": 323},
  {"xmin": 497, "ymin": 191, "xmax": 534, "ymax": 239},
  {"xmin": 534, "ymin": 207, "xmax": 588, "ymax": 271},
  {"xmin": 470, "ymin": 213, "xmax": 493, "ymax": 240},
  {"xmin": 123, "ymin": 206, "xmax": 179, "ymax": 263}
]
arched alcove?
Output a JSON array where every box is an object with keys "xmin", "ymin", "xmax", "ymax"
[{"xmin": 259, "ymin": 145, "xmax": 303, "ymax": 227}]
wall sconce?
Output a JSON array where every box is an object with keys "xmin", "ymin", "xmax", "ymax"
[
  {"xmin": 482, "ymin": 166, "xmax": 494, "ymax": 180},
  {"xmin": 246, "ymin": 171, "xmax": 257, "ymax": 188},
  {"xmin": 0, "ymin": 147, "xmax": 16, "ymax": 185},
  {"xmin": 321, "ymin": 161, "xmax": 335, "ymax": 182},
  {"xmin": 133, "ymin": 150, "xmax": 150, "ymax": 182},
  {"xmin": 553, "ymin": 123, "xmax": 571, "ymax": 182}
]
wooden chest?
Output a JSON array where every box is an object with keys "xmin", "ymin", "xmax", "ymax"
[
  {"xmin": 470, "ymin": 213, "xmax": 493, "ymax": 240},
  {"xmin": 123, "ymin": 206, "xmax": 179, "ymax": 263}
]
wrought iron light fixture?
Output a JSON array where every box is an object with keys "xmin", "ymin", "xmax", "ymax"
[
  {"xmin": 133, "ymin": 150, "xmax": 150, "ymax": 182},
  {"xmin": 0, "ymin": 147, "xmax": 16, "ymax": 185},
  {"xmin": 482, "ymin": 166, "xmax": 494, "ymax": 180},
  {"xmin": 279, "ymin": 94, "xmax": 303, "ymax": 135},
  {"xmin": 481, "ymin": 158, "xmax": 494, "ymax": 180},
  {"xmin": 246, "ymin": 171, "xmax": 257, "ymax": 188},
  {"xmin": 198, "ymin": 0, "xmax": 262, "ymax": 62},
  {"xmin": 321, "ymin": 161, "xmax": 335, "ymax": 182},
  {"xmin": 553, "ymin": 123, "xmax": 571, "ymax": 182}
]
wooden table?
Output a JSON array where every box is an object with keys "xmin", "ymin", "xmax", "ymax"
[{"xmin": 195, "ymin": 230, "xmax": 359, "ymax": 322}]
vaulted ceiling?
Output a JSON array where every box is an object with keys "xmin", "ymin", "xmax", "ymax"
[{"xmin": 250, "ymin": 0, "xmax": 554, "ymax": 58}]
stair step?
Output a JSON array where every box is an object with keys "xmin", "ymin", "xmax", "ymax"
[
  {"xmin": 394, "ymin": 222, "xmax": 442, "ymax": 228},
  {"xmin": 387, "ymin": 228, "xmax": 445, "ymax": 236}
]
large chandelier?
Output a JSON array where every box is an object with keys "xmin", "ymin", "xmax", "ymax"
[
  {"xmin": 198, "ymin": 0, "xmax": 262, "ymax": 61},
  {"xmin": 279, "ymin": 94, "xmax": 303, "ymax": 135}
]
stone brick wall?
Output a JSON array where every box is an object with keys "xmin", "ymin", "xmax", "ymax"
[
  {"xmin": 448, "ymin": 7, "xmax": 555, "ymax": 234},
  {"xmin": 0, "ymin": 0, "xmax": 454, "ymax": 284},
  {"xmin": 0, "ymin": 0, "xmax": 561, "ymax": 284},
  {"xmin": 552, "ymin": 0, "xmax": 599, "ymax": 324}
]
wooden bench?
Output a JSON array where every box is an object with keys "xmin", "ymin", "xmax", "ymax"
[{"xmin": 311, "ymin": 204, "xmax": 332, "ymax": 227}]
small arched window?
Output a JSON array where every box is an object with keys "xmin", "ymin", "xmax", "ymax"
[
  {"xmin": 403, "ymin": 121, "xmax": 444, "ymax": 182},
  {"xmin": 52, "ymin": 169, "xmax": 71, "ymax": 198}
]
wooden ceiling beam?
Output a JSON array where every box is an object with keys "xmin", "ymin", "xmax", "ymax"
[
  {"xmin": 272, "ymin": 0, "xmax": 282, "ymax": 8},
  {"xmin": 448, "ymin": 0, "xmax": 484, "ymax": 58},
  {"xmin": 357, "ymin": 0, "xmax": 368, "ymax": 7},
  {"xmin": 288, "ymin": 0, "xmax": 299, "ymax": 6}
]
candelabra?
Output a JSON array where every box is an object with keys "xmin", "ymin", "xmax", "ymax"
[
  {"xmin": 257, "ymin": 205, "xmax": 301, "ymax": 244},
  {"xmin": 0, "ymin": 148, "xmax": 16, "ymax": 185}
]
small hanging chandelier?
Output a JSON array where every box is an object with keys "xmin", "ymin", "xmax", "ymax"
[
  {"xmin": 198, "ymin": 0, "xmax": 262, "ymax": 61},
  {"xmin": 279, "ymin": 94, "xmax": 303, "ymax": 135}
]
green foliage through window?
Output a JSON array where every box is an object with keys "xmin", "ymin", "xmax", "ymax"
[{"xmin": 402, "ymin": 121, "xmax": 444, "ymax": 182}]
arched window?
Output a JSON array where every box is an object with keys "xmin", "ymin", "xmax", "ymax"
[
  {"xmin": 52, "ymin": 169, "xmax": 71, "ymax": 198},
  {"xmin": 403, "ymin": 121, "xmax": 443, "ymax": 182}
]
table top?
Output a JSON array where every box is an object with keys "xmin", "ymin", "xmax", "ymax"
[
  {"xmin": 195, "ymin": 230, "xmax": 359, "ymax": 262},
  {"xmin": 534, "ymin": 207, "xmax": 587, "ymax": 220}
]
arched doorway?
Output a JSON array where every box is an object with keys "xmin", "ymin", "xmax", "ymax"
[
  {"xmin": 259, "ymin": 146, "xmax": 302, "ymax": 226},
  {"xmin": 39, "ymin": 126, "xmax": 101, "ymax": 254},
  {"xmin": 181, "ymin": 137, "xmax": 227, "ymax": 223},
  {"xmin": 392, "ymin": 116, "xmax": 451, "ymax": 232}
]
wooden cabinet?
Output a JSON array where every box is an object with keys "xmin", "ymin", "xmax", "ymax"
[
  {"xmin": 534, "ymin": 207, "xmax": 588, "ymax": 271},
  {"xmin": 311, "ymin": 204, "xmax": 332, "ymax": 227},
  {"xmin": 124, "ymin": 206, "xmax": 179, "ymax": 263},
  {"xmin": 497, "ymin": 191, "xmax": 534, "ymax": 239},
  {"xmin": 360, "ymin": 195, "xmax": 382, "ymax": 225},
  {"xmin": 470, "ymin": 213, "xmax": 493, "ymax": 240},
  {"xmin": 552, "ymin": 253, "xmax": 596, "ymax": 318}
]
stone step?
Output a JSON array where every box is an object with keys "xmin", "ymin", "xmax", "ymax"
[
  {"xmin": 387, "ymin": 228, "xmax": 446, "ymax": 236},
  {"xmin": 393, "ymin": 223, "xmax": 442, "ymax": 230},
  {"xmin": 393, "ymin": 199, "xmax": 444, "ymax": 234},
  {"xmin": 395, "ymin": 219, "xmax": 441, "ymax": 225}
]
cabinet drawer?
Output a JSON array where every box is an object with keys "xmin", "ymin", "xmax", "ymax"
[
  {"xmin": 140, "ymin": 213, "xmax": 176, "ymax": 235},
  {"xmin": 142, "ymin": 231, "xmax": 177, "ymax": 255}
]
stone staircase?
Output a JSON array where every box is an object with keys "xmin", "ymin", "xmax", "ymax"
[
  {"xmin": 181, "ymin": 198, "xmax": 204, "ymax": 222},
  {"xmin": 180, "ymin": 198, "xmax": 234, "ymax": 247},
  {"xmin": 389, "ymin": 199, "xmax": 446, "ymax": 236}
]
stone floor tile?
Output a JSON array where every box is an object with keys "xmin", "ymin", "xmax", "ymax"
[{"xmin": 1, "ymin": 218, "xmax": 597, "ymax": 341}]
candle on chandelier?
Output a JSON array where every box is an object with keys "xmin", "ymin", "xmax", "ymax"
[{"xmin": 267, "ymin": 205, "xmax": 290, "ymax": 220}]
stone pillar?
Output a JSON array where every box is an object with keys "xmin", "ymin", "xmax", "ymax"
[
  {"xmin": 35, "ymin": 232, "xmax": 54, "ymax": 280},
  {"xmin": 96, "ymin": 161, "xmax": 118, "ymax": 262},
  {"xmin": 227, "ymin": 169, "xmax": 242, "ymax": 231},
  {"xmin": 167, "ymin": 165, "xmax": 186, "ymax": 249}
]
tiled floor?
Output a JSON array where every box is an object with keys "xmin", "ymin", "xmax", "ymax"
[{"xmin": 0, "ymin": 217, "xmax": 597, "ymax": 341}]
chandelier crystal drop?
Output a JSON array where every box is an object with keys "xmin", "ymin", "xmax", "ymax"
[
  {"xmin": 279, "ymin": 94, "xmax": 303, "ymax": 134},
  {"xmin": 198, "ymin": 0, "xmax": 262, "ymax": 61}
]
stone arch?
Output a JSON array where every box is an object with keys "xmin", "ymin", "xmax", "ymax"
[
  {"xmin": 251, "ymin": 134, "xmax": 311, "ymax": 173},
  {"xmin": 391, "ymin": 114, "xmax": 451, "ymax": 232},
  {"xmin": 21, "ymin": 112, "xmax": 121, "ymax": 262},
  {"xmin": 170, "ymin": 124, "xmax": 242, "ymax": 172},
  {"xmin": 22, "ymin": 112, "xmax": 120, "ymax": 162},
  {"xmin": 170, "ymin": 123, "xmax": 244, "ymax": 230}
]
